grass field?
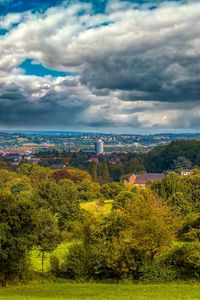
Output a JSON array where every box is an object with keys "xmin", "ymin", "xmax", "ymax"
[
  {"xmin": 0, "ymin": 283, "xmax": 199, "ymax": 300},
  {"xmin": 81, "ymin": 200, "xmax": 113, "ymax": 215}
]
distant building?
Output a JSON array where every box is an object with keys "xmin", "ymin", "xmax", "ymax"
[
  {"xmin": 95, "ymin": 139, "xmax": 104, "ymax": 155},
  {"xmin": 180, "ymin": 169, "xmax": 193, "ymax": 176},
  {"xmin": 88, "ymin": 157, "xmax": 99, "ymax": 163},
  {"xmin": 127, "ymin": 173, "xmax": 165, "ymax": 187}
]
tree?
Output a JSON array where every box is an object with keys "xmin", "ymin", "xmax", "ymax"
[
  {"xmin": 100, "ymin": 182, "xmax": 124, "ymax": 199},
  {"xmin": 91, "ymin": 161, "xmax": 97, "ymax": 182},
  {"xmin": 0, "ymin": 192, "xmax": 37, "ymax": 285},
  {"xmin": 50, "ymin": 169, "xmax": 72, "ymax": 182},
  {"xmin": 173, "ymin": 156, "xmax": 192, "ymax": 171},
  {"xmin": 67, "ymin": 169, "xmax": 92, "ymax": 183},
  {"xmin": 99, "ymin": 163, "xmax": 110, "ymax": 184},
  {"xmin": 151, "ymin": 173, "xmax": 200, "ymax": 214},
  {"xmin": 77, "ymin": 179, "xmax": 100, "ymax": 202},
  {"xmin": 33, "ymin": 179, "xmax": 81, "ymax": 229},
  {"xmin": 151, "ymin": 173, "xmax": 188, "ymax": 202},
  {"xmin": 108, "ymin": 164, "xmax": 125, "ymax": 182},
  {"xmin": 167, "ymin": 242, "xmax": 200, "ymax": 279},
  {"xmin": 36, "ymin": 209, "xmax": 60, "ymax": 272},
  {"xmin": 113, "ymin": 190, "xmax": 138, "ymax": 209},
  {"xmin": 102, "ymin": 189, "xmax": 180, "ymax": 278},
  {"xmin": 17, "ymin": 164, "xmax": 51, "ymax": 187}
]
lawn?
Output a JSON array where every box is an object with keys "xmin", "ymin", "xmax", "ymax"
[{"xmin": 0, "ymin": 283, "xmax": 199, "ymax": 300}]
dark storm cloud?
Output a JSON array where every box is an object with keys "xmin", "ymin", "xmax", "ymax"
[
  {"xmin": 81, "ymin": 43, "xmax": 200, "ymax": 102},
  {"xmin": 1, "ymin": 0, "xmax": 200, "ymax": 130},
  {"xmin": 0, "ymin": 81, "xmax": 90, "ymax": 127}
]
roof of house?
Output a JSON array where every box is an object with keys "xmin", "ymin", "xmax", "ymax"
[{"xmin": 135, "ymin": 173, "xmax": 164, "ymax": 185}]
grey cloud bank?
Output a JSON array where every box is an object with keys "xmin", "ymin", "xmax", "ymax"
[{"xmin": 0, "ymin": 0, "xmax": 200, "ymax": 131}]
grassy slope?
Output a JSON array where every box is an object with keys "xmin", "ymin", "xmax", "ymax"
[{"xmin": 0, "ymin": 283, "xmax": 200, "ymax": 300}]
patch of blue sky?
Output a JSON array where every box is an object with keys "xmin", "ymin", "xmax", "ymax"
[
  {"xmin": 0, "ymin": 28, "xmax": 8, "ymax": 35},
  {"xmin": 0, "ymin": 0, "xmax": 187, "ymax": 16},
  {"xmin": 87, "ymin": 21, "xmax": 113, "ymax": 30},
  {"xmin": 20, "ymin": 59, "xmax": 79, "ymax": 77},
  {"xmin": 0, "ymin": 0, "xmax": 64, "ymax": 15}
]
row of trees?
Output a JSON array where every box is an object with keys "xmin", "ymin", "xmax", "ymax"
[{"xmin": 0, "ymin": 163, "xmax": 200, "ymax": 285}]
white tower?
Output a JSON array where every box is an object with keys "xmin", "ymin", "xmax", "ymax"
[{"xmin": 95, "ymin": 139, "xmax": 104, "ymax": 154}]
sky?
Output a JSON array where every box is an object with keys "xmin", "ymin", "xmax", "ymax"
[{"xmin": 0, "ymin": 0, "xmax": 200, "ymax": 133}]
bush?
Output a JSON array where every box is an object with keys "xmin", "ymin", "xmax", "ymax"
[
  {"xmin": 49, "ymin": 256, "xmax": 61, "ymax": 277},
  {"xmin": 166, "ymin": 242, "xmax": 200, "ymax": 280},
  {"xmin": 139, "ymin": 259, "xmax": 177, "ymax": 283},
  {"xmin": 61, "ymin": 242, "xmax": 111, "ymax": 280}
]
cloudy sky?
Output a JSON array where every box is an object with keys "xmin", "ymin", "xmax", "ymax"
[{"xmin": 0, "ymin": 0, "xmax": 200, "ymax": 133}]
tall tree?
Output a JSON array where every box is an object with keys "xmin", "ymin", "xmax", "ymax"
[
  {"xmin": 0, "ymin": 193, "xmax": 37, "ymax": 285},
  {"xmin": 36, "ymin": 209, "xmax": 60, "ymax": 272},
  {"xmin": 91, "ymin": 161, "xmax": 97, "ymax": 182},
  {"xmin": 101, "ymin": 163, "xmax": 110, "ymax": 184}
]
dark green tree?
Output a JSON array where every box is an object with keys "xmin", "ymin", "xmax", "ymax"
[
  {"xmin": 0, "ymin": 193, "xmax": 37, "ymax": 285},
  {"xmin": 91, "ymin": 161, "xmax": 97, "ymax": 182}
]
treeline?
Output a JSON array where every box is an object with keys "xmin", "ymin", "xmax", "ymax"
[
  {"xmin": 0, "ymin": 163, "xmax": 199, "ymax": 285},
  {"xmin": 144, "ymin": 140, "xmax": 200, "ymax": 172}
]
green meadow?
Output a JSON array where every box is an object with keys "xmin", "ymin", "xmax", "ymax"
[{"xmin": 0, "ymin": 283, "xmax": 200, "ymax": 300}]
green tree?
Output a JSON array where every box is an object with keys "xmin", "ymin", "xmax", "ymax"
[
  {"xmin": 36, "ymin": 209, "xmax": 60, "ymax": 272},
  {"xmin": 173, "ymin": 156, "xmax": 192, "ymax": 171},
  {"xmin": 91, "ymin": 161, "xmax": 97, "ymax": 182},
  {"xmin": 0, "ymin": 192, "xmax": 37, "ymax": 285},
  {"xmin": 101, "ymin": 182, "xmax": 124, "ymax": 199},
  {"xmin": 33, "ymin": 179, "xmax": 81, "ymax": 229},
  {"xmin": 102, "ymin": 189, "xmax": 180, "ymax": 278}
]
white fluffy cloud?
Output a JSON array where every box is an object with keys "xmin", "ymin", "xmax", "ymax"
[{"xmin": 0, "ymin": 0, "xmax": 200, "ymax": 131}]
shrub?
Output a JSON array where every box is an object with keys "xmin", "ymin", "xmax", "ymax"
[
  {"xmin": 139, "ymin": 259, "xmax": 177, "ymax": 283},
  {"xmin": 61, "ymin": 243, "xmax": 105, "ymax": 280},
  {"xmin": 166, "ymin": 242, "xmax": 200, "ymax": 280},
  {"xmin": 49, "ymin": 256, "xmax": 61, "ymax": 277}
]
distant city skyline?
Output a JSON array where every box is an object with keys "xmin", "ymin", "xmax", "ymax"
[{"xmin": 0, "ymin": 0, "xmax": 200, "ymax": 132}]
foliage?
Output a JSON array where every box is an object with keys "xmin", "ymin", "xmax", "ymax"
[
  {"xmin": 35, "ymin": 209, "xmax": 61, "ymax": 272},
  {"xmin": 33, "ymin": 179, "xmax": 81, "ymax": 229},
  {"xmin": 0, "ymin": 161, "xmax": 199, "ymax": 284},
  {"xmin": 166, "ymin": 242, "xmax": 200, "ymax": 280},
  {"xmin": 179, "ymin": 213, "xmax": 200, "ymax": 242},
  {"xmin": 0, "ymin": 192, "xmax": 37, "ymax": 285},
  {"xmin": 77, "ymin": 179, "xmax": 101, "ymax": 202},
  {"xmin": 144, "ymin": 140, "xmax": 200, "ymax": 172},
  {"xmin": 62, "ymin": 189, "xmax": 180, "ymax": 280},
  {"xmin": 100, "ymin": 182, "xmax": 124, "ymax": 199}
]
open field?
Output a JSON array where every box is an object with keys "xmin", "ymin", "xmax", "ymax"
[
  {"xmin": 81, "ymin": 200, "xmax": 113, "ymax": 215},
  {"xmin": 0, "ymin": 283, "xmax": 200, "ymax": 300}
]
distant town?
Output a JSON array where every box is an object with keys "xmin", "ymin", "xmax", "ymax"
[{"xmin": 0, "ymin": 130, "xmax": 200, "ymax": 175}]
